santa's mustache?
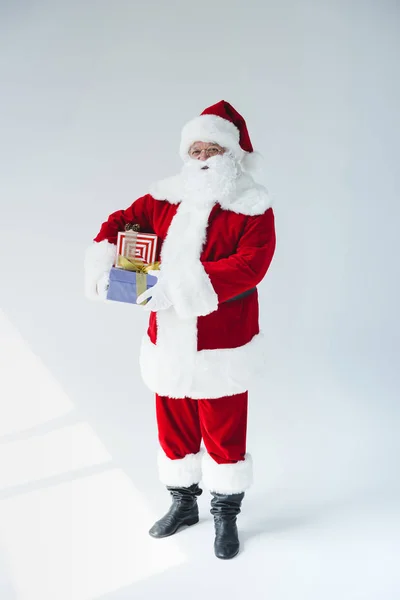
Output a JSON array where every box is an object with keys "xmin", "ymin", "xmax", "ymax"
[{"xmin": 183, "ymin": 152, "xmax": 239, "ymax": 174}]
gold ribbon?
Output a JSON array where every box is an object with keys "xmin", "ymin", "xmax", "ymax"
[
  {"xmin": 116, "ymin": 257, "xmax": 160, "ymax": 304},
  {"xmin": 116, "ymin": 257, "xmax": 160, "ymax": 273}
]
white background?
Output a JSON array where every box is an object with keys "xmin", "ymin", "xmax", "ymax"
[{"xmin": 0, "ymin": 1, "xmax": 399, "ymax": 599}]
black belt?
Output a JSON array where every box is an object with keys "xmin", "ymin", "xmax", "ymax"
[{"xmin": 222, "ymin": 287, "xmax": 257, "ymax": 304}]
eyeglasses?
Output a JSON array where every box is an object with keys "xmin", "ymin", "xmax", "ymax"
[{"xmin": 189, "ymin": 145, "xmax": 225, "ymax": 158}]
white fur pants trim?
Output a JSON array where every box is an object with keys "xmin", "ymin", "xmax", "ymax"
[
  {"xmin": 158, "ymin": 449, "xmax": 203, "ymax": 487},
  {"xmin": 202, "ymin": 452, "xmax": 253, "ymax": 494}
]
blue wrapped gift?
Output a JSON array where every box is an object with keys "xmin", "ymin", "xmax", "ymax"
[{"xmin": 106, "ymin": 266, "xmax": 158, "ymax": 305}]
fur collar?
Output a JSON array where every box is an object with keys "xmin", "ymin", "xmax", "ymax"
[{"xmin": 149, "ymin": 171, "xmax": 271, "ymax": 216}]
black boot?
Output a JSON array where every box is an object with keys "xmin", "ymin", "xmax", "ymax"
[
  {"xmin": 149, "ymin": 484, "xmax": 202, "ymax": 538},
  {"xmin": 211, "ymin": 492, "xmax": 244, "ymax": 559}
]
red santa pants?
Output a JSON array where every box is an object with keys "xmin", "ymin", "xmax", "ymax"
[{"xmin": 156, "ymin": 392, "xmax": 253, "ymax": 494}]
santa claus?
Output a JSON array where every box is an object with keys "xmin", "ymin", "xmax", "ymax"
[{"xmin": 84, "ymin": 100, "xmax": 276, "ymax": 559}]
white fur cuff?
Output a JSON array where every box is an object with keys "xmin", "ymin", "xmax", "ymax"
[
  {"xmin": 84, "ymin": 240, "xmax": 116, "ymax": 300},
  {"xmin": 158, "ymin": 449, "xmax": 203, "ymax": 487},
  {"xmin": 202, "ymin": 452, "xmax": 253, "ymax": 494}
]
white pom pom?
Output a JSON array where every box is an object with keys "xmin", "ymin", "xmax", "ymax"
[{"xmin": 241, "ymin": 151, "xmax": 264, "ymax": 174}]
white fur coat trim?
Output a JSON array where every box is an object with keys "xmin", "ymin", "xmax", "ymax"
[
  {"xmin": 149, "ymin": 171, "xmax": 271, "ymax": 216},
  {"xmin": 202, "ymin": 452, "xmax": 253, "ymax": 494},
  {"xmin": 158, "ymin": 449, "xmax": 203, "ymax": 487},
  {"xmin": 140, "ymin": 328, "xmax": 266, "ymax": 399},
  {"xmin": 84, "ymin": 240, "xmax": 116, "ymax": 300},
  {"xmin": 160, "ymin": 200, "xmax": 219, "ymax": 319}
]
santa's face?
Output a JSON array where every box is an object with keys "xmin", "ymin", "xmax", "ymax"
[
  {"xmin": 181, "ymin": 143, "xmax": 241, "ymax": 206},
  {"xmin": 188, "ymin": 141, "xmax": 225, "ymax": 161}
]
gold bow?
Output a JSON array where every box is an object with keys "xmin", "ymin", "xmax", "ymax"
[{"xmin": 116, "ymin": 256, "xmax": 160, "ymax": 273}]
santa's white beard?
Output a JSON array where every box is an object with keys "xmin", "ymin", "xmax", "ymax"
[{"xmin": 180, "ymin": 152, "xmax": 241, "ymax": 207}]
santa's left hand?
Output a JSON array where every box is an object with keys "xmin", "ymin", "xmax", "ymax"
[{"xmin": 136, "ymin": 270, "xmax": 173, "ymax": 312}]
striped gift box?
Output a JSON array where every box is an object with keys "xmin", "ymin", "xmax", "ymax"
[{"xmin": 116, "ymin": 231, "xmax": 158, "ymax": 266}]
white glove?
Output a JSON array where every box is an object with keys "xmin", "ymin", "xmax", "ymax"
[{"xmin": 136, "ymin": 270, "xmax": 172, "ymax": 312}]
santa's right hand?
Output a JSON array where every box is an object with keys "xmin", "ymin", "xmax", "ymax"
[{"xmin": 96, "ymin": 272, "xmax": 110, "ymax": 300}]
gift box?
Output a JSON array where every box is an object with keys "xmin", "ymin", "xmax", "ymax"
[
  {"xmin": 106, "ymin": 266, "xmax": 158, "ymax": 305},
  {"xmin": 116, "ymin": 230, "xmax": 158, "ymax": 267},
  {"xmin": 106, "ymin": 225, "xmax": 159, "ymax": 305}
]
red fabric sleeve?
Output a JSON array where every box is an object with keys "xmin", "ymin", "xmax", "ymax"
[
  {"xmin": 93, "ymin": 194, "xmax": 153, "ymax": 244},
  {"xmin": 202, "ymin": 208, "xmax": 276, "ymax": 303}
]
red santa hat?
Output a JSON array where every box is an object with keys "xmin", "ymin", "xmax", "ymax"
[{"xmin": 179, "ymin": 100, "xmax": 262, "ymax": 172}]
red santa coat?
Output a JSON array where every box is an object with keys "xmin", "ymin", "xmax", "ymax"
[{"xmin": 89, "ymin": 172, "xmax": 276, "ymax": 399}]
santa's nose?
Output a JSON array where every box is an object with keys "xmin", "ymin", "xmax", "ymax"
[{"xmin": 197, "ymin": 150, "xmax": 208, "ymax": 161}]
